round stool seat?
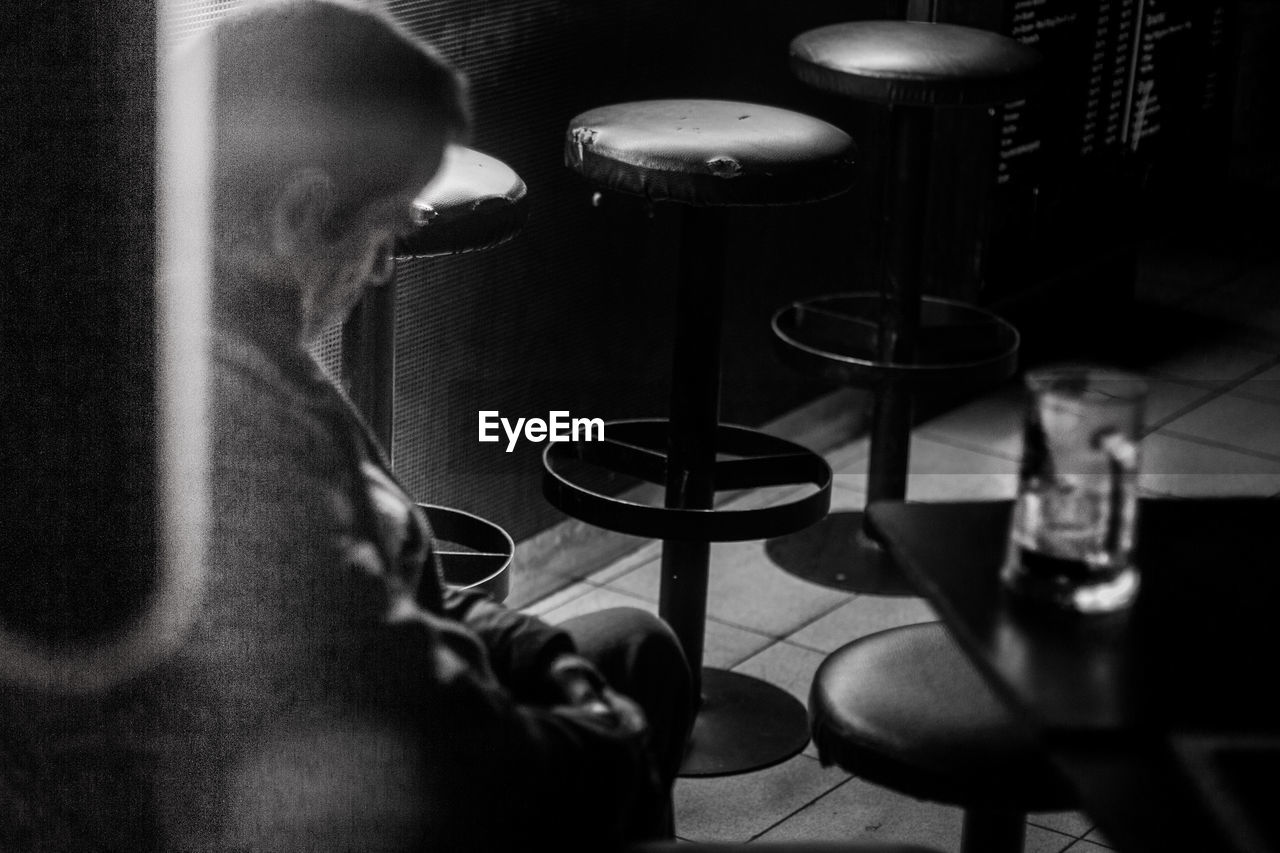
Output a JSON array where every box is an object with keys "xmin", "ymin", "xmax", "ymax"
[
  {"xmin": 565, "ymin": 99, "xmax": 855, "ymax": 206},
  {"xmin": 418, "ymin": 503, "xmax": 513, "ymax": 603},
  {"xmin": 396, "ymin": 146, "xmax": 528, "ymax": 259},
  {"xmin": 790, "ymin": 21, "xmax": 1042, "ymax": 107},
  {"xmin": 810, "ymin": 623, "xmax": 1075, "ymax": 811},
  {"xmin": 772, "ymin": 293, "xmax": 1019, "ymax": 390}
]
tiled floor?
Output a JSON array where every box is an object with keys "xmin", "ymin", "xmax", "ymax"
[{"xmin": 519, "ymin": 211, "xmax": 1280, "ymax": 850}]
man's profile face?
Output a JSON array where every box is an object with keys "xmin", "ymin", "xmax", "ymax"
[{"xmin": 299, "ymin": 141, "xmax": 447, "ymax": 343}]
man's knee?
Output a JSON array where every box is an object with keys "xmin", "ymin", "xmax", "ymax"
[
  {"xmin": 608, "ymin": 607, "xmax": 679, "ymax": 653},
  {"xmin": 560, "ymin": 607, "xmax": 690, "ymax": 697}
]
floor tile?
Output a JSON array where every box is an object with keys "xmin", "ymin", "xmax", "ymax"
[
  {"xmin": 1082, "ymin": 826, "xmax": 1117, "ymax": 848},
  {"xmin": 826, "ymin": 435, "xmax": 871, "ymax": 475},
  {"xmin": 1236, "ymin": 362, "xmax": 1280, "ymax": 404},
  {"xmin": 837, "ymin": 436, "xmax": 1021, "ymax": 502},
  {"xmin": 732, "ymin": 641, "xmax": 827, "ymax": 706},
  {"xmin": 907, "ymin": 464, "xmax": 1020, "ymax": 502},
  {"xmin": 536, "ymin": 585, "xmax": 774, "ymax": 669},
  {"xmin": 1139, "ymin": 432, "xmax": 1280, "ymax": 496},
  {"xmin": 520, "ymin": 579, "xmax": 596, "ymax": 617},
  {"xmin": 1026, "ymin": 827, "xmax": 1084, "ymax": 853},
  {"xmin": 823, "ymin": 481, "xmax": 869, "ymax": 506},
  {"xmin": 787, "ymin": 597, "xmax": 938, "ymax": 654},
  {"xmin": 535, "ymin": 584, "xmax": 656, "ymax": 624},
  {"xmin": 507, "ymin": 562, "xmax": 581, "ymax": 611},
  {"xmin": 1159, "ymin": 392, "xmax": 1280, "ymax": 460},
  {"xmin": 590, "ymin": 539, "xmax": 662, "ymax": 585},
  {"xmin": 918, "ymin": 372, "xmax": 1228, "ymax": 446},
  {"xmin": 701, "ymin": 624, "xmax": 786, "ymax": 672},
  {"xmin": 673, "ymin": 753, "xmax": 849, "ymax": 843},
  {"xmin": 685, "ymin": 616, "xmax": 777, "ymax": 672},
  {"xmin": 1139, "ymin": 378, "xmax": 1227, "ymax": 431},
  {"xmin": 833, "ymin": 433, "xmax": 1012, "ymax": 479},
  {"xmin": 1027, "ymin": 811, "xmax": 1093, "ymax": 838},
  {"xmin": 731, "ymin": 641, "xmax": 829, "ymax": 758},
  {"xmin": 1061, "ymin": 841, "xmax": 1113, "ymax": 853},
  {"xmin": 755, "ymin": 774, "xmax": 1078, "ymax": 852},
  {"xmin": 606, "ymin": 544, "xmax": 851, "ymax": 639},
  {"xmin": 754, "ymin": 775, "xmax": 962, "ymax": 849},
  {"xmin": 715, "ymin": 481, "xmax": 822, "ymax": 514},
  {"xmin": 918, "ymin": 382, "xmax": 1025, "ymax": 460}
]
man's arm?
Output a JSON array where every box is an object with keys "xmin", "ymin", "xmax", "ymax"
[
  {"xmin": 437, "ymin": 584, "xmax": 584, "ymax": 702},
  {"xmin": 374, "ymin": 601, "xmax": 663, "ymax": 851}
]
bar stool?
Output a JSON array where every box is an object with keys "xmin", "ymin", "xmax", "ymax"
[
  {"xmin": 766, "ymin": 22, "xmax": 1034, "ymax": 594},
  {"xmin": 343, "ymin": 145, "xmax": 528, "ymax": 599},
  {"xmin": 811, "ymin": 623, "xmax": 1077, "ymax": 853},
  {"xmin": 542, "ymin": 99, "xmax": 854, "ymax": 776},
  {"xmin": 343, "ymin": 145, "xmax": 530, "ymax": 450}
]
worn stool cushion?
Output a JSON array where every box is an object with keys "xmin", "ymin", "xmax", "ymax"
[
  {"xmin": 791, "ymin": 21, "xmax": 1042, "ymax": 108},
  {"xmin": 564, "ymin": 99, "xmax": 855, "ymax": 207},
  {"xmin": 396, "ymin": 145, "xmax": 528, "ymax": 259},
  {"xmin": 810, "ymin": 623, "xmax": 1076, "ymax": 811}
]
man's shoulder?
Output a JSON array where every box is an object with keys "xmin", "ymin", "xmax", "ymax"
[{"xmin": 211, "ymin": 329, "xmax": 343, "ymax": 448}]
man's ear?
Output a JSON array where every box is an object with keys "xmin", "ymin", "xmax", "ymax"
[{"xmin": 270, "ymin": 169, "xmax": 335, "ymax": 259}]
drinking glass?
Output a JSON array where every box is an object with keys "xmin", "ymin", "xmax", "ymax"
[{"xmin": 1002, "ymin": 366, "xmax": 1148, "ymax": 613}]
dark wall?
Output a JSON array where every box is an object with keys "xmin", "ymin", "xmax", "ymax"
[{"xmin": 1230, "ymin": 1, "xmax": 1280, "ymax": 190}]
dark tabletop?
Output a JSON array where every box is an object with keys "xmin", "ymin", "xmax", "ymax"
[{"xmin": 866, "ymin": 497, "xmax": 1280, "ymax": 853}]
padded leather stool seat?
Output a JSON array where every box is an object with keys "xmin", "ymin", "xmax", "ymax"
[
  {"xmin": 791, "ymin": 21, "xmax": 1042, "ymax": 107},
  {"xmin": 811, "ymin": 622, "xmax": 1076, "ymax": 813},
  {"xmin": 566, "ymin": 99, "xmax": 854, "ymax": 206},
  {"xmin": 396, "ymin": 145, "xmax": 529, "ymax": 259}
]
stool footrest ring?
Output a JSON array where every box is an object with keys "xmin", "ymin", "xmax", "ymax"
[
  {"xmin": 773, "ymin": 292, "xmax": 1020, "ymax": 389},
  {"xmin": 542, "ymin": 419, "xmax": 832, "ymax": 541},
  {"xmin": 418, "ymin": 503, "xmax": 514, "ymax": 603}
]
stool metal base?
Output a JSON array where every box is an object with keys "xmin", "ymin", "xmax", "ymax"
[
  {"xmin": 679, "ymin": 668, "xmax": 810, "ymax": 778},
  {"xmin": 764, "ymin": 510, "xmax": 916, "ymax": 596}
]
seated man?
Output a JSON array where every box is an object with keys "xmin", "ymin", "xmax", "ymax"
[{"xmin": 1, "ymin": 2, "xmax": 692, "ymax": 850}]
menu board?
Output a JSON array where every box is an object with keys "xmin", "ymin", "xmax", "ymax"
[
  {"xmin": 927, "ymin": 0, "xmax": 1236, "ymax": 301},
  {"xmin": 986, "ymin": 0, "xmax": 1232, "ymax": 186},
  {"xmin": 1125, "ymin": 0, "xmax": 1233, "ymax": 158}
]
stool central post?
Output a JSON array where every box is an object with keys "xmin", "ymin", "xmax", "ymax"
[
  {"xmin": 659, "ymin": 206, "xmax": 727, "ymax": 698},
  {"xmin": 769, "ymin": 21, "xmax": 1026, "ymax": 597},
  {"xmin": 867, "ymin": 105, "xmax": 933, "ymax": 505}
]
